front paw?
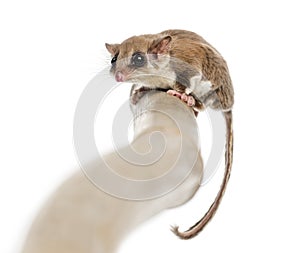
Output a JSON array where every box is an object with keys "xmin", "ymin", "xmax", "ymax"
[
  {"xmin": 167, "ymin": 90, "xmax": 195, "ymax": 107},
  {"xmin": 166, "ymin": 89, "xmax": 183, "ymax": 99},
  {"xmin": 180, "ymin": 93, "xmax": 195, "ymax": 107}
]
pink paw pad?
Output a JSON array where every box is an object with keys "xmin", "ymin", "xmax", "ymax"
[
  {"xmin": 181, "ymin": 93, "xmax": 188, "ymax": 102},
  {"xmin": 167, "ymin": 90, "xmax": 182, "ymax": 98},
  {"xmin": 181, "ymin": 94, "xmax": 195, "ymax": 106},
  {"xmin": 186, "ymin": 95, "xmax": 195, "ymax": 106}
]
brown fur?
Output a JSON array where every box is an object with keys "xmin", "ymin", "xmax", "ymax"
[
  {"xmin": 106, "ymin": 29, "xmax": 234, "ymax": 239},
  {"xmin": 160, "ymin": 29, "xmax": 234, "ymax": 110}
]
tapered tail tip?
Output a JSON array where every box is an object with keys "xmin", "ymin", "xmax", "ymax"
[
  {"xmin": 171, "ymin": 225, "xmax": 179, "ymax": 234},
  {"xmin": 170, "ymin": 225, "xmax": 191, "ymax": 240}
]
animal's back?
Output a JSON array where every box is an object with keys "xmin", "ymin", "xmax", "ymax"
[{"xmin": 159, "ymin": 29, "xmax": 234, "ymax": 110}]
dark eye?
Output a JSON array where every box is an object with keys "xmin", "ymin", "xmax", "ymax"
[
  {"xmin": 131, "ymin": 52, "xmax": 146, "ymax": 67},
  {"xmin": 111, "ymin": 53, "xmax": 118, "ymax": 65}
]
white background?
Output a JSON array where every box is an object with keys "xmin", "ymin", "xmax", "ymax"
[{"xmin": 1, "ymin": 0, "xmax": 300, "ymax": 252}]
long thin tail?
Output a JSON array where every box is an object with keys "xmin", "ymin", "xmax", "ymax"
[{"xmin": 171, "ymin": 110, "xmax": 233, "ymax": 239}]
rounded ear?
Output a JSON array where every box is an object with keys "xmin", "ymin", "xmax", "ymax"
[
  {"xmin": 105, "ymin": 43, "xmax": 120, "ymax": 55},
  {"xmin": 149, "ymin": 36, "xmax": 172, "ymax": 54}
]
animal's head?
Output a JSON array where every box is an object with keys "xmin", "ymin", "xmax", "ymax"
[{"xmin": 105, "ymin": 35, "xmax": 174, "ymax": 88}]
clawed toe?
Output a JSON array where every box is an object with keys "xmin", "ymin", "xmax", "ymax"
[
  {"xmin": 187, "ymin": 96, "xmax": 195, "ymax": 106},
  {"xmin": 181, "ymin": 93, "xmax": 188, "ymax": 102}
]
